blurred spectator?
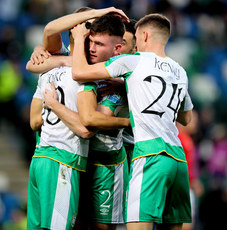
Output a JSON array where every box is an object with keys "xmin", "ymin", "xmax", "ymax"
[
  {"xmin": 130, "ymin": 0, "xmax": 149, "ymax": 19},
  {"xmin": 2, "ymin": 204, "xmax": 27, "ymax": 230},
  {"xmin": 208, "ymin": 123, "xmax": 227, "ymax": 188},
  {"xmin": 0, "ymin": 173, "xmax": 24, "ymax": 229},
  {"xmin": 0, "ymin": 58, "xmax": 22, "ymax": 128},
  {"xmin": 0, "ymin": 0, "xmax": 22, "ymax": 22}
]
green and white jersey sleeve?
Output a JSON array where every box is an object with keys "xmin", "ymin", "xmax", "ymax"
[
  {"xmin": 33, "ymin": 66, "xmax": 89, "ymax": 171},
  {"xmin": 78, "ymin": 81, "xmax": 98, "ymax": 95},
  {"xmin": 105, "ymin": 52, "xmax": 193, "ymax": 162}
]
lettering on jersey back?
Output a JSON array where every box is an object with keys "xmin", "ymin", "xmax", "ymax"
[
  {"xmin": 154, "ymin": 57, "xmax": 180, "ymax": 80},
  {"xmin": 48, "ymin": 70, "xmax": 66, "ymax": 83}
]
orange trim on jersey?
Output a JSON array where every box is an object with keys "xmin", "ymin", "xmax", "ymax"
[
  {"xmin": 77, "ymin": 89, "xmax": 97, "ymax": 96},
  {"xmin": 104, "ymin": 65, "xmax": 113, "ymax": 79},
  {"xmin": 33, "ymin": 97, "xmax": 43, "ymax": 101}
]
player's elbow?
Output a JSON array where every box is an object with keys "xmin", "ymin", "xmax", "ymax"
[
  {"xmin": 72, "ymin": 71, "xmax": 84, "ymax": 83},
  {"xmin": 43, "ymin": 25, "xmax": 62, "ymax": 53},
  {"xmin": 26, "ymin": 61, "xmax": 41, "ymax": 74},
  {"xmin": 79, "ymin": 113, "xmax": 96, "ymax": 128},
  {"xmin": 183, "ymin": 111, "xmax": 192, "ymax": 126},
  {"xmin": 179, "ymin": 118, "xmax": 191, "ymax": 126},
  {"xmin": 26, "ymin": 61, "xmax": 33, "ymax": 73},
  {"xmin": 177, "ymin": 110, "xmax": 192, "ymax": 126},
  {"xmin": 79, "ymin": 129, "xmax": 94, "ymax": 139},
  {"xmin": 30, "ymin": 119, "xmax": 43, "ymax": 131},
  {"xmin": 72, "ymin": 69, "xmax": 91, "ymax": 83},
  {"xmin": 43, "ymin": 23, "xmax": 55, "ymax": 38},
  {"xmin": 80, "ymin": 117, "xmax": 93, "ymax": 128}
]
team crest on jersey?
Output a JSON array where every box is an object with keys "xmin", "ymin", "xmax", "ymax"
[
  {"xmin": 71, "ymin": 213, "xmax": 77, "ymax": 227},
  {"xmin": 108, "ymin": 94, "xmax": 121, "ymax": 104}
]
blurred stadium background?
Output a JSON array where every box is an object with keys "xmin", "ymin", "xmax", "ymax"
[{"xmin": 0, "ymin": 0, "xmax": 227, "ymax": 229}]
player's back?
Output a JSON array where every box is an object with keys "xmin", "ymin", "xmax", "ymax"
[
  {"xmin": 126, "ymin": 52, "xmax": 190, "ymax": 146},
  {"xmin": 36, "ymin": 66, "xmax": 89, "ymax": 157},
  {"xmin": 105, "ymin": 52, "xmax": 193, "ymax": 161}
]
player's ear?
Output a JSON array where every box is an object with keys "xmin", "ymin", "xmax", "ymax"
[
  {"xmin": 114, "ymin": 43, "xmax": 122, "ymax": 56},
  {"xmin": 144, "ymin": 31, "xmax": 148, "ymax": 42}
]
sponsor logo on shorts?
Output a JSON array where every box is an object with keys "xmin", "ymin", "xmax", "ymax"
[{"xmin": 100, "ymin": 208, "xmax": 109, "ymax": 215}]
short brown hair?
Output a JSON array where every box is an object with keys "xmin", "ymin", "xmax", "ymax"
[
  {"xmin": 136, "ymin": 14, "xmax": 171, "ymax": 41},
  {"xmin": 90, "ymin": 14, "xmax": 125, "ymax": 38}
]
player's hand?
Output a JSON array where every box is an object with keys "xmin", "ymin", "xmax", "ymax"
[
  {"xmin": 30, "ymin": 45, "xmax": 51, "ymax": 65},
  {"xmin": 71, "ymin": 23, "xmax": 90, "ymax": 41},
  {"xmin": 43, "ymin": 82, "xmax": 58, "ymax": 109},
  {"xmin": 96, "ymin": 7, "xmax": 129, "ymax": 22}
]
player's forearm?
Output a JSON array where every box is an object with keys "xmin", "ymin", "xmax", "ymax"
[
  {"xmin": 44, "ymin": 10, "xmax": 103, "ymax": 38},
  {"xmin": 43, "ymin": 7, "xmax": 129, "ymax": 53},
  {"xmin": 26, "ymin": 56, "xmax": 71, "ymax": 74},
  {"xmin": 80, "ymin": 110, "xmax": 130, "ymax": 130},
  {"xmin": 72, "ymin": 35, "xmax": 88, "ymax": 82},
  {"xmin": 48, "ymin": 100, "xmax": 93, "ymax": 138},
  {"xmin": 43, "ymin": 9, "xmax": 108, "ymax": 53},
  {"xmin": 93, "ymin": 114, "xmax": 130, "ymax": 130}
]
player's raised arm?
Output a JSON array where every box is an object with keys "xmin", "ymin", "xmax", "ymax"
[
  {"xmin": 43, "ymin": 7, "xmax": 129, "ymax": 53},
  {"xmin": 71, "ymin": 24, "xmax": 110, "ymax": 83}
]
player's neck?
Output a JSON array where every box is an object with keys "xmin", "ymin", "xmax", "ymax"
[{"xmin": 145, "ymin": 43, "xmax": 166, "ymax": 58}]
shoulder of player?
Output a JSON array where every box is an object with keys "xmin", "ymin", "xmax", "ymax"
[
  {"xmin": 104, "ymin": 53, "xmax": 141, "ymax": 67},
  {"xmin": 165, "ymin": 56, "xmax": 186, "ymax": 71}
]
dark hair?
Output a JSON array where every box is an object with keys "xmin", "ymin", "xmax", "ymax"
[
  {"xmin": 123, "ymin": 19, "xmax": 137, "ymax": 35},
  {"xmin": 90, "ymin": 14, "xmax": 125, "ymax": 38}
]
